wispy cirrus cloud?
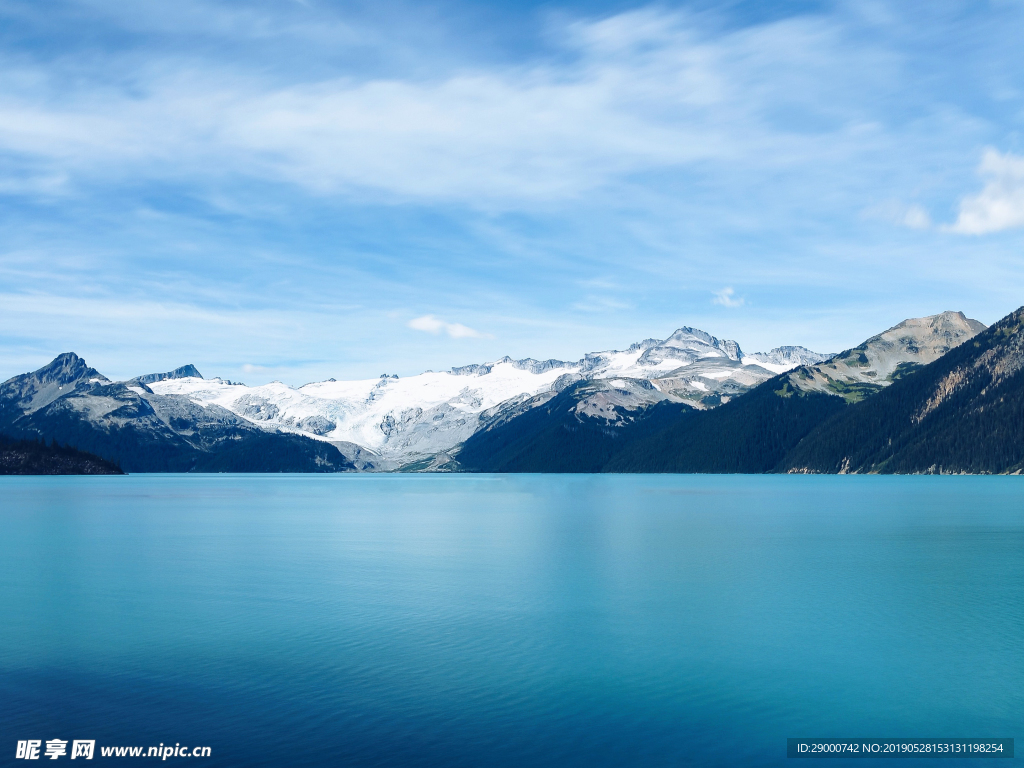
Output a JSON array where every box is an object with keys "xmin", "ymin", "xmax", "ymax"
[
  {"xmin": 407, "ymin": 315, "xmax": 487, "ymax": 339},
  {"xmin": 571, "ymin": 296, "xmax": 632, "ymax": 312},
  {"xmin": 862, "ymin": 200, "xmax": 932, "ymax": 230},
  {"xmin": 946, "ymin": 150, "xmax": 1024, "ymax": 234},
  {"xmin": 0, "ymin": 7, "xmax": 912, "ymax": 208}
]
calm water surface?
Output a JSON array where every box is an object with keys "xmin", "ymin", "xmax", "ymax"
[{"xmin": 1, "ymin": 474, "xmax": 1021, "ymax": 766}]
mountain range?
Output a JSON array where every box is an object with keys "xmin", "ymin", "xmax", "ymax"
[
  {"xmin": 137, "ymin": 327, "xmax": 829, "ymax": 468},
  {"xmin": 459, "ymin": 311, "xmax": 988, "ymax": 473},
  {"xmin": 4, "ymin": 307, "xmax": 1022, "ymax": 474},
  {"xmin": 0, "ymin": 353, "xmax": 353, "ymax": 473}
]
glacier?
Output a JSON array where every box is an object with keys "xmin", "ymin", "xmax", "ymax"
[{"xmin": 148, "ymin": 327, "xmax": 830, "ymax": 466}]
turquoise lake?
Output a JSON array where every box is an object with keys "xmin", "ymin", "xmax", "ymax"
[{"xmin": 1, "ymin": 474, "xmax": 1021, "ymax": 766}]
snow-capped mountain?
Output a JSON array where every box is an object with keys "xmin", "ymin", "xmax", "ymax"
[
  {"xmin": 744, "ymin": 346, "xmax": 830, "ymax": 369},
  {"xmin": 148, "ymin": 327, "xmax": 830, "ymax": 465},
  {"xmin": 0, "ymin": 354, "xmax": 353, "ymax": 473},
  {"xmin": 0, "ymin": 312, "xmax": 988, "ymax": 473}
]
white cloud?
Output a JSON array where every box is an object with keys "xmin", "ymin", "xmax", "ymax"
[
  {"xmin": 947, "ymin": 150, "xmax": 1024, "ymax": 234},
  {"xmin": 902, "ymin": 204, "xmax": 931, "ymax": 230},
  {"xmin": 712, "ymin": 287, "xmax": 744, "ymax": 307},
  {"xmin": 407, "ymin": 314, "xmax": 486, "ymax": 338}
]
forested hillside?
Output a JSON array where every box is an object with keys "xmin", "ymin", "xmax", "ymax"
[
  {"xmin": 782, "ymin": 306, "xmax": 1024, "ymax": 474},
  {"xmin": 0, "ymin": 434, "xmax": 123, "ymax": 475}
]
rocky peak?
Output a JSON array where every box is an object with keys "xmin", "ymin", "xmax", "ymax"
[
  {"xmin": 0, "ymin": 353, "xmax": 109, "ymax": 415},
  {"xmin": 661, "ymin": 327, "xmax": 744, "ymax": 361},
  {"xmin": 863, "ymin": 311, "xmax": 986, "ymax": 359},
  {"xmin": 748, "ymin": 346, "xmax": 832, "ymax": 367},
  {"xmin": 787, "ymin": 311, "xmax": 987, "ymax": 402},
  {"xmin": 132, "ymin": 364, "xmax": 203, "ymax": 386},
  {"xmin": 34, "ymin": 353, "xmax": 106, "ymax": 387},
  {"xmin": 636, "ymin": 327, "xmax": 744, "ymax": 367}
]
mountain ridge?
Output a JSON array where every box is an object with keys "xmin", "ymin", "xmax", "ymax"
[
  {"xmin": 781, "ymin": 307, "xmax": 1024, "ymax": 474},
  {"xmin": 784, "ymin": 311, "xmax": 984, "ymax": 402},
  {"xmin": 145, "ymin": 325, "xmax": 831, "ymax": 464},
  {"xmin": 454, "ymin": 310, "xmax": 989, "ymax": 474},
  {"xmin": 0, "ymin": 354, "xmax": 355, "ymax": 473},
  {"xmin": 0, "ymin": 309, "xmax": 1000, "ymax": 473}
]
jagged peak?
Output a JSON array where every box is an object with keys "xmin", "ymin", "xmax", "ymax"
[
  {"xmin": 132, "ymin": 364, "xmax": 203, "ymax": 386},
  {"xmin": 32, "ymin": 353, "xmax": 107, "ymax": 386},
  {"xmin": 660, "ymin": 327, "xmax": 744, "ymax": 361},
  {"xmin": 451, "ymin": 356, "xmax": 580, "ymax": 376},
  {"xmin": 747, "ymin": 346, "xmax": 832, "ymax": 367},
  {"xmin": 626, "ymin": 338, "xmax": 662, "ymax": 353}
]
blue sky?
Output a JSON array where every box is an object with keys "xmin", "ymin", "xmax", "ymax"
[{"xmin": 1, "ymin": 0, "xmax": 1023, "ymax": 384}]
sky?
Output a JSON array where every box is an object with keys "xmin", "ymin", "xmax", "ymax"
[{"xmin": 1, "ymin": 0, "xmax": 1023, "ymax": 385}]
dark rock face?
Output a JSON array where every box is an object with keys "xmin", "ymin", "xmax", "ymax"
[
  {"xmin": 32, "ymin": 352, "xmax": 103, "ymax": 386},
  {"xmin": 233, "ymin": 394, "xmax": 280, "ymax": 421},
  {"xmin": 0, "ymin": 352, "xmax": 108, "ymax": 416},
  {"xmin": 297, "ymin": 415, "xmax": 337, "ymax": 435}
]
